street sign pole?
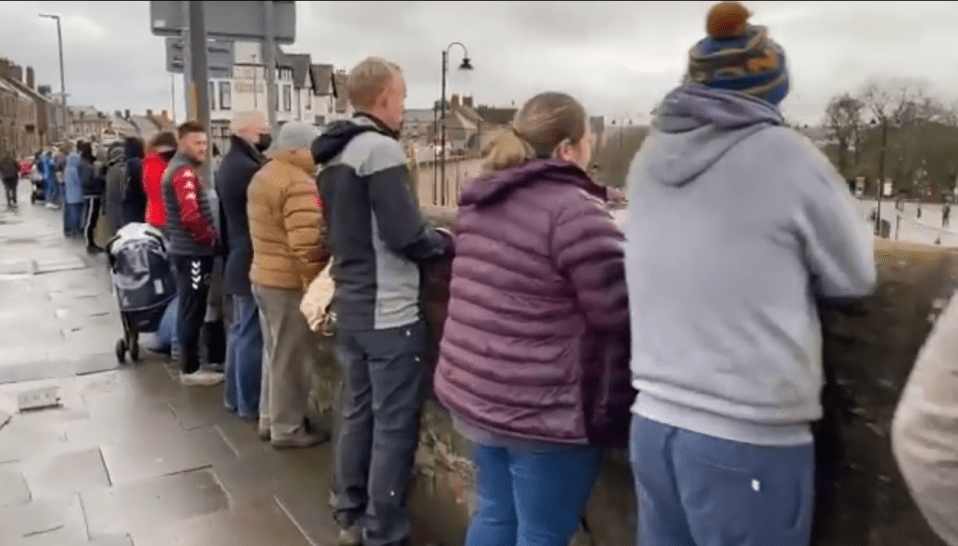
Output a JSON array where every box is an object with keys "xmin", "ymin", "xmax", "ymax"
[
  {"xmin": 263, "ymin": 0, "xmax": 279, "ymax": 134},
  {"xmin": 187, "ymin": 0, "xmax": 213, "ymax": 187},
  {"xmin": 180, "ymin": 0, "xmax": 192, "ymax": 121}
]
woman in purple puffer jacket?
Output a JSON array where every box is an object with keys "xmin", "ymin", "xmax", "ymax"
[{"xmin": 433, "ymin": 92, "xmax": 633, "ymax": 546}]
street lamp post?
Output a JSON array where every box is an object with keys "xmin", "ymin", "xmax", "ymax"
[
  {"xmin": 39, "ymin": 13, "xmax": 68, "ymax": 142},
  {"xmin": 439, "ymin": 42, "xmax": 473, "ymax": 207}
]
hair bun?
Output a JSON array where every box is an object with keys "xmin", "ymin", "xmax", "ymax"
[{"xmin": 706, "ymin": 1, "xmax": 751, "ymax": 39}]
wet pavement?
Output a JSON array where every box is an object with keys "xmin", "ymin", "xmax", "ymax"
[{"xmin": 0, "ymin": 186, "xmax": 340, "ymax": 546}]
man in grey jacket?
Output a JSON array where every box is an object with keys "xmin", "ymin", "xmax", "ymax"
[
  {"xmin": 313, "ymin": 57, "xmax": 451, "ymax": 546},
  {"xmin": 624, "ymin": 3, "xmax": 877, "ymax": 545}
]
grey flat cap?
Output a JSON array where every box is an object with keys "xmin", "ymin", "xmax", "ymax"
[{"xmin": 271, "ymin": 121, "xmax": 321, "ymax": 153}]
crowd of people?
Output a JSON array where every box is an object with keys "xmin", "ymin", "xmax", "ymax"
[{"xmin": 36, "ymin": 2, "xmax": 958, "ymax": 546}]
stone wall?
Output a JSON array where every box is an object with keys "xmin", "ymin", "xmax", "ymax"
[{"xmin": 310, "ymin": 210, "xmax": 958, "ymax": 546}]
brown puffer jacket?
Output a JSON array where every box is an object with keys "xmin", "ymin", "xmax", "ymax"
[{"xmin": 248, "ymin": 150, "xmax": 330, "ymax": 291}]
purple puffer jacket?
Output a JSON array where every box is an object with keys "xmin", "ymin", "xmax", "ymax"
[{"xmin": 433, "ymin": 158, "xmax": 633, "ymax": 446}]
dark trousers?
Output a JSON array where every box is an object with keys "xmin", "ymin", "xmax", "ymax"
[
  {"xmin": 2, "ymin": 178, "xmax": 16, "ymax": 206},
  {"xmin": 83, "ymin": 195, "xmax": 102, "ymax": 247},
  {"xmin": 333, "ymin": 320, "xmax": 427, "ymax": 546},
  {"xmin": 171, "ymin": 255, "xmax": 214, "ymax": 374}
]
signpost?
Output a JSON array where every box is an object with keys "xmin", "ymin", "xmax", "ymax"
[
  {"xmin": 150, "ymin": 1, "xmax": 296, "ymax": 182},
  {"xmin": 165, "ymin": 37, "xmax": 234, "ymax": 79}
]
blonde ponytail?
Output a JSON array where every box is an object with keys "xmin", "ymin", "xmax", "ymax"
[{"xmin": 481, "ymin": 127, "xmax": 535, "ymax": 174}]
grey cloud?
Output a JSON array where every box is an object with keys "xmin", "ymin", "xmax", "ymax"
[{"xmin": 0, "ymin": 1, "xmax": 955, "ymax": 127}]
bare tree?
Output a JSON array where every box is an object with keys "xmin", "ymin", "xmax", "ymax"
[{"xmin": 823, "ymin": 93, "xmax": 864, "ymax": 178}]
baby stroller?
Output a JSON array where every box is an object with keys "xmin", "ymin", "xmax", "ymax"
[
  {"xmin": 29, "ymin": 165, "xmax": 45, "ymax": 204},
  {"xmin": 106, "ymin": 223, "xmax": 177, "ymax": 363}
]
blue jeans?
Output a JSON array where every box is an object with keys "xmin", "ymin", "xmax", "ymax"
[
  {"xmin": 333, "ymin": 320, "xmax": 427, "ymax": 546},
  {"xmin": 63, "ymin": 202, "xmax": 83, "ymax": 237},
  {"xmin": 154, "ymin": 295, "xmax": 180, "ymax": 351},
  {"xmin": 630, "ymin": 416, "xmax": 815, "ymax": 546},
  {"xmin": 224, "ymin": 294, "xmax": 263, "ymax": 418},
  {"xmin": 466, "ymin": 443, "xmax": 603, "ymax": 546},
  {"xmin": 44, "ymin": 176, "xmax": 59, "ymax": 204}
]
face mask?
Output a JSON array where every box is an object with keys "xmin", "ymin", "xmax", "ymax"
[{"xmin": 256, "ymin": 134, "xmax": 272, "ymax": 152}]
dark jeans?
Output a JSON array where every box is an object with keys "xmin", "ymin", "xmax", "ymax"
[
  {"xmin": 171, "ymin": 255, "xmax": 214, "ymax": 374},
  {"xmin": 224, "ymin": 294, "xmax": 263, "ymax": 418},
  {"xmin": 83, "ymin": 195, "xmax": 101, "ymax": 247},
  {"xmin": 630, "ymin": 416, "xmax": 815, "ymax": 546},
  {"xmin": 63, "ymin": 202, "xmax": 83, "ymax": 237},
  {"xmin": 333, "ymin": 320, "xmax": 427, "ymax": 546},
  {"xmin": 3, "ymin": 178, "xmax": 16, "ymax": 206},
  {"xmin": 466, "ymin": 443, "xmax": 603, "ymax": 546}
]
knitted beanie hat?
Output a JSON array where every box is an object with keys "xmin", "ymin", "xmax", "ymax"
[
  {"xmin": 272, "ymin": 121, "xmax": 321, "ymax": 153},
  {"xmin": 687, "ymin": 1, "xmax": 790, "ymax": 105}
]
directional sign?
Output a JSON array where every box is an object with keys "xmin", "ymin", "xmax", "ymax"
[
  {"xmin": 150, "ymin": 1, "xmax": 296, "ymax": 44},
  {"xmin": 165, "ymin": 37, "xmax": 234, "ymax": 78}
]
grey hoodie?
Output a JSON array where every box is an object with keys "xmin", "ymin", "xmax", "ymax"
[{"xmin": 625, "ymin": 85, "xmax": 876, "ymax": 445}]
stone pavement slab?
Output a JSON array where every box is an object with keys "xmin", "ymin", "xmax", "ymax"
[{"xmin": 0, "ymin": 196, "xmax": 335, "ymax": 546}]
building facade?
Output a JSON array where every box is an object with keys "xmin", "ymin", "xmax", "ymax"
[{"xmin": 207, "ymin": 41, "xmax": 351, "ymax": 152}]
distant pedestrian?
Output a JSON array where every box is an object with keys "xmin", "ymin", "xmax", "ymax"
[
  {"xmin": 216, "ymin": 111, "xmax": 270, "ymax": 421},
  {"xmin": 62, "ymin": 144, "xmax": 88, "ymax": 238},
  {"xmin": 143, "ymin": 132, "xmax": 178, "ymax": 229},
  {"xmin": 40, "ymin": 150, "xmax": 59, "ymax": 209},
  {"xmin": 120, "ymin": 137, "xmax": 146, "ymax": 225},
  {"xmin": 248, "ymin": 120, "xmax": 328, "ymax": 448},
  {"xmin": 942, "ymin": 204, "xmax": 950, "ymax": 228},
  {"xmin": 103, "ymin": 142, "xmax": 127, "ymax": 237},
  {"xmin": 625, "ymin": 3, "xmax": 876, "ymax": 546},
  {"xmin": 1, "ymin": 151, "xmax": 19, "ymax": 210},
  {"xmin": 162, "ymin": 121, "xmax": 223, "ymax": 387},
  {"xmin": 82, "ymin": 143, "xmax": 107, "ymax": 254}
]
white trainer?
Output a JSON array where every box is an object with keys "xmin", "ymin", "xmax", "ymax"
[{"xmin": 180, "ymin": 370, "xmax": 224, "ymax": 386}]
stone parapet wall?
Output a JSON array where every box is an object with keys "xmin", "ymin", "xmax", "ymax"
[{"xmin": 309, "ymin": 210, "xmax": 958, "ymax": 546}]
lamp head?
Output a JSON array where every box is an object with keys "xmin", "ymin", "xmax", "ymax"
[{"xmin": 458, "ymin": 57, "xmax": 473, "ymax": 71}]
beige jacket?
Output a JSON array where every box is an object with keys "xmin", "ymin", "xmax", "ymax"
[
  {"xmin": 248, "ymin": 151, "xmax": 330, "ymax": 291},
  {"xmin": 892, "ymin": 293, "xmax": 958, "ymax": 546}
]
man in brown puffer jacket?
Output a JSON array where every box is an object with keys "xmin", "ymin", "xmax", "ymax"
[{"xmin": 248, "ymin": 121, "xmax": 330, "ymax": 449}]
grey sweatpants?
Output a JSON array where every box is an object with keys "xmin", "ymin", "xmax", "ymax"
[{"xmin": 252, "ymin": 284, "xmax": 318, "ymax": 440}]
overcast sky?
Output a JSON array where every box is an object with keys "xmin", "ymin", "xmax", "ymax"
[{"xmin": 2, "ymin": 1, "xmax": 956, "ymax": 126}]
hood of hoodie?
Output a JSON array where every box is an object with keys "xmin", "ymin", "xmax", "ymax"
[
  {"xmin": 107, "ymin": 145, "xmax": 125, "ymax": 166},
  {"xmin": 643, "ymin": 83, "xmax": 785, "ymax": 187},
  {"xmin": 459, "ymin": 158, "xmax": 604, "ymax": 208},
  {"xmin": 312, "ymin": 114, "xmax": 398, "ymax": 165},
  {"xmin": 66, "ymin": 153, "xmax": 80, "ymax": 169}
]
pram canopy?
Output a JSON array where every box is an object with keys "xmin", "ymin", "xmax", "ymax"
[{"xmin": 107, "ymin": 223, "xmax": 176, "ymax": 313}]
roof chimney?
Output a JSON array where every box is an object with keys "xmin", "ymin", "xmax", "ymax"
[
  {"xmin": 115, "ymin": 110, "xmax": 121, "ymax": 118},
  {"xmin": 25, "ymin": 67, "xmax": 34, "ymax": 89},
  {"xmin": 463, "ymin": 95, "xmax": 473, "ymax": 109},
  {"xmin": 450, "ymin": 94, "xmax": 461, "ymax": 109},
  {"xmin": 10, "ymin": 64, "xmax": 22, "ymax": 84},
  {"xmin": 0, "ymin": 58, "xmax": 10, "ymax": 80},
  {"xmin": 146, "ymin": 109, "xmax": 153, "ymax": 117},
  {"xmin": 161, "ymin": 110, "xmax": 169, "ymax": 121},
  {"xmin": 124, "ymin": 109, "xmax": 130, "ymax": 119}
]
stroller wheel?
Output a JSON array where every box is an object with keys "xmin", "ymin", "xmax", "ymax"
[
  {"xmin": 130, "ymin": 340, "xmax": 140, "ymax": 363},
  {"xmin": 115, "ymin": 339, "xmax": 127, "ymax": 364}
]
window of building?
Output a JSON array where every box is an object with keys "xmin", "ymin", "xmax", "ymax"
[
  {"xmin": 283, "ymin": 85, "xmax": 292, "ymax": 112},
  {"xmin": 219, "ymin": 82, "xmax": 232, "ymax": 110},
  {"xmin": 209, "ymin": 82, "xmax": 216, "ymax": 110}
]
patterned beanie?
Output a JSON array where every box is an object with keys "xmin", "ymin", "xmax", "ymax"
[{"xmin": 687, "ymin": 1, "xmax": 790, "ymax": 105}]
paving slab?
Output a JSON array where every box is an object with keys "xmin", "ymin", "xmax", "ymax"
[
  {"xmin": 135, "ymin": 496, "xmax": 313, "ymax": 546},
  {"xmin": 0, "ymin": 462, "xmax": 31, "ymax": 507},
  {"xmin": 21, "ymin": 447, "xmax": 112, "ymax": 496},
  {"xmin": 81, "ymin": 468, "xmax": 230, "ymax": 540},
  {"xmin": 0, "ymin": 493, "xmax": 88, "ymax": 544}
]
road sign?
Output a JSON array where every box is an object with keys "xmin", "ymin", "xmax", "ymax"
[
  {"xmin": 165, "ymin": 37, "xmax": 234, "ymax": 78},
  {"xmin": 150, "ymin": 1, "xmax": 296, "ymax": 44}
]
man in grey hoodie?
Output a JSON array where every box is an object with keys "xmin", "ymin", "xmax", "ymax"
[{"xmin": 624, "ymin": 2, "xmax": 876, "ymax": 545}]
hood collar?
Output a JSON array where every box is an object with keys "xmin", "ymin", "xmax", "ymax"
[
  {"xmin": 311, "ymin": 114, "xmax": 396, "ymax": 165},
  {"xmin": 459, "ymin": 158, "xmax": 605, "ymax": 207}
]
